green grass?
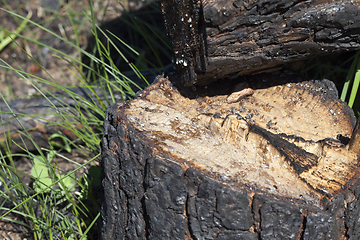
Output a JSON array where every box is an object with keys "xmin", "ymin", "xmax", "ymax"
[
  {"xmin": 0, "ymin": 9, "xmax": 31, "ymax": 52},
  {"xmin": 0, "ymin": 1, "xmax": 359, "ymax": 239},
  {"xmin": 0, "ymin": 0, "xmax": 168, "ymax": 239},
  {"xmin": 340, "ymin": 51, "xmax": 360, "ymax": 115}
]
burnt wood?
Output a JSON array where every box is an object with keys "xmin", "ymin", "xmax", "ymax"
[
  {"xmin": 0, "ymin": 87, "xmax": 129, "ymax": 153},
  {"xmin": 158, "ymin": 0, "xmax": 360, "ymax": 86},
  {"xmin": 99, "ymin": 73, "xmax": 360, "ymax": 239},
  {"xmin": 157, "ymin": 0, "xmax": 208, "ymax": 86},
  {"xmin": 349, "ymin": 116, "xmax": 360, "ymax": 156},
  {"xmin": 0, "ymin": 71, "xmax": 156, "ymax": 153},
  {"xmin": 0, "ymin": 88, "xmax": 109, "ymax": 153}
]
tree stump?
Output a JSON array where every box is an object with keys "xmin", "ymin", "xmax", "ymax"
[
  {"xmin": 157, "ymin": 0, "xmax": 360, "ymax": 85},
  {"xmin": 99, "ymin": 73, "xmax": 360, "ymax": 239}
]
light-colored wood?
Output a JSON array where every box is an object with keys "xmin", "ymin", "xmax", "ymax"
[{"xmin": 127, "ymin": 76, "xmax": 357, "ymax": 205}]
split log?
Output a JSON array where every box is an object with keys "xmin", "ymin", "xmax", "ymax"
[
  {"xmin": 99, "ymin": 73, "xmax": 360, "ymax": 239},
  {"xmin": 157, "ymin": 0, "xmax": 360, "ymax": 85}
]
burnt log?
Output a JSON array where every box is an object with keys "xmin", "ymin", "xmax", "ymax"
[
  {"xmin": 99, "ymin": 73, "xmax": 360, "ymax": 239},
  {"xmin": 0, "ymin": 88, "xmax": 116, "ymax": 153},
  {"xmin": 0, "ymin": 72, "xmax": 154, "ymax": 153},
  {"xmin": 157, "ymin": 0, "xmax": 360, "ymax": 85}
]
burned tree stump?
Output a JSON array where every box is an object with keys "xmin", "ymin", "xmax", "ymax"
[
  {"xmin": 157, "ymin": 0, "xmax": 360, "ymax": 85},
  {"xmin": 99, "ymin": 73, "xmax": 360, "ymax": 239},
  {"xmin": 99, "ymin": 0, "xmax": 360, "ymax": 238}
]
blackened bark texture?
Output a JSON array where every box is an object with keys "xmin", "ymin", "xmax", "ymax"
[
  {"xmin": 157, "ymin": 0, "xmax": 208, "ymax": 86},
  {"xmin": 345, "ymin": 179, "xmax": 360, "ymax": 240},
  {"xmin": 158, "ymin": 0, "xmax": 360, "ymax": 85},
  {"xmin": 99, "ymin": 103, "xmax": 188, "ymax": 239},
  {"xmin": 99, "ymin": 75, "xmax": 360, "ymax": 239}
]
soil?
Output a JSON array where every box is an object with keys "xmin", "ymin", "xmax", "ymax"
[{"xmin": 0, "ymin": 0, "xmax": 148, "ymax": 100}]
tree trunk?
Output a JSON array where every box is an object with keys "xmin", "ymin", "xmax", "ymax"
[
  {"xmin": 99, "ymin": 73, "xmax": 360, "ymax": 239},
  {"xmin": 157, "ymin": 0, "xmax": 360, "ymax": 86}
]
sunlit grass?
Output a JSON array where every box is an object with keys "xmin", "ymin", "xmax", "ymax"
[
  {"xmin": 0, "ymin": 1, "xmax": 162, "ymax": 239},
  {"xmin": 340, "ymin": 51, "xmax": 360, "ymax": 115}
]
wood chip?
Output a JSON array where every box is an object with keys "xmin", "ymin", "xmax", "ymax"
[{"xmin": 227, "ymin": 88, "xmax": 254, "ymax": 103}]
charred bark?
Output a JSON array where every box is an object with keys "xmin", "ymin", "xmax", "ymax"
[
  {"xmin": 158, "ymin": 0, "xmax": 360, "ymax": 85},
  {"xmin": 99, "ymin": 74, "xmax": 360, "ymax": 239}
]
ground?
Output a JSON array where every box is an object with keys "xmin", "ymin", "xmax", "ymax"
[
  {"xmin": 0, "ymin": 0, "xmax": 148, "ymax": 239},
  {"xmin": 0, "ymin": 0, "xmax": 144, "ymax": 100}
]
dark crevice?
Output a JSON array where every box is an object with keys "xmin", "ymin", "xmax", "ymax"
[
  {"xmin": 299, "ymin": 213, "xmax": 307, "ymax": 240},
  {"xmin": 184, "ymin": 195, "xmax": 194, "ymax": 239},
  {"xmin": 141, "ymin": 157, "xmax": 151, "ymax": 240}
]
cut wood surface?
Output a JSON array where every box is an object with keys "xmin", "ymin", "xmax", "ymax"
[
  {"xmin": 158, "ymin": 0, "xmax": 360, "ymax": 85},
  {"xmin": 99, "ymin": 73, "xmax": 360, "ymax": 239}
]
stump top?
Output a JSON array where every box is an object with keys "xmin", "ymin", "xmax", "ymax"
[{"xmin": 119, "ymin": 75, "xmax": 359, "ymax": 205}]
